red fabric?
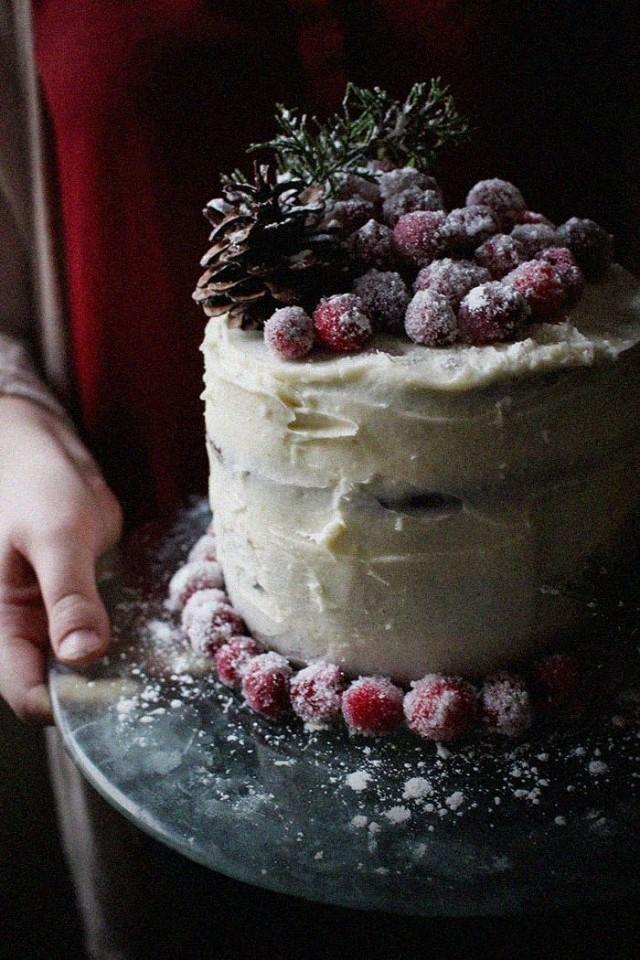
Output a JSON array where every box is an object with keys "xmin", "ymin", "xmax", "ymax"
[
  {"xmin": 34, "ymin": 0, "xmax": 346, "ymax": 519},
  {"xmin": 33, "ymin": 1, "xmax": 639, "ymax": 520}
]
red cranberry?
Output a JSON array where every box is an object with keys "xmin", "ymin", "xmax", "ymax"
[
  {"xmin": 348, "ymin": 219, "xmax": 395, "ymax": 270},
  {"xmin": 404, "ymin": 674, "xmax": 477, "ymax": 741},
  {"xmin": 441, "ymin": 205, "xmax": 500, "ymax": 255},
  {"xmin": 556, "ymin": 217, "xmax": 614, "ymax": 279},
  {"xmin": 290, "ymin": 661, "xmax": 346, "ymax": 724},
  {"xmin": 186, "ymin": 601, "xmax": 245, "ymax": 656},
  {"xmin": 167, "ymin": 560, "xmax": 224, "ymax": 610},
  {"xmin": 465, "ymin": 179, "xmax": 527, "ymax": 229},
  {"xmin": 414, "ymin": 258, "xmax": 490, "ymax": 308},
  {"xmin": 324, "ymin": 198, "xmax": 376, "ymax": 236},
  {"xmin": 342, "ymin": 676, "xmax": 404, "ymax": 736},
  {"xmin": 378, "ymin": 167, "xmax": 441, "ymax": 199},
  {"xmin": 531, "ymin": 653, "xmax": 587, "ymax": 720},
  {"xmin": 517, "ymin": 210, "xmax": 555, "ymax": 227},
  {"xmin": 475, "ymin": 234, "xmax": 527, "ymax": 279},
  {"xmin": 264, "ymin": 307, "xmax": 314, "ymax": 361},
  {"xmin": 504, "ymin": 260, "xmax": 567, "ymax": 318},
  {"xmin": 479, "ymin": 672, "xmax": 533, "ymax": 737},
  {"xmin": 392, "ymin": 211, "xmax": 446, "ymax": 267},
  {"xmin": 313, "ymin": 294, "xmax": 372, "ymax": 353},
  {"xmin": 382, "ymin": 187, "xmax": 443, "ymax": 227},
  {"xmin": 404, "ymin": 290, "xmax": 458, "ymax": 346},
  {"xmin": 537, "ymin": 247, "xmax": 585, "ymax": 305},
  {"xmin": 242, "ymin": 652, "xmax": 292, "ymax": 718},
  {"xmin": 353, "ymin": 269, "xmax": 410, "ymax": 332},
  {"xmin": 510, "ymin": 223, "xmax": 559, "ymax": 258},
  {"xmin": 215, "ymin": 636, "xmax": 265, "ymax": 688},
  {"xmin": 188, "ymin": 533, "xmax": 217, "ymax": 563},
  {"xmin": 336, "ymin": 173, "xmax": 380, "ymax": 204},
  {"xmin": 458, "ymin": 282, "xmax": 529, "ymax": 345},
  {"xmin": 181, "ymin": 588, "xmax": 229, "ymax": 631}
]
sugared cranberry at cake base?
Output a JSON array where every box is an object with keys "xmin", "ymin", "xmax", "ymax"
[{"xmin": 164, "ymin": 549, "xmax": 597, "ymax": 744}]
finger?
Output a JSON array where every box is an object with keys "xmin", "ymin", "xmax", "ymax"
[
  {"xmin": 28, "ymin": 536, "xmax": 110, "ymax": 664},
  {"xmin": 0, "ymin": 632, "xmax": 53, "ymax": 725}
]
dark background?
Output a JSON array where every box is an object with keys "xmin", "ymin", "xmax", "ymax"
[{"xmin": 2, "ymin": 0, "xmax": 640, "ymax": 956}]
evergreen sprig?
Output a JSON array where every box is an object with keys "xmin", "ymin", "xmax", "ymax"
[
  {"xmin": 247, "ymin": 80, "xmax": 469, "ymax": 196},
  {"xmin": 344, "ymin": 79, "xmax": 470, "ymax": 171}
]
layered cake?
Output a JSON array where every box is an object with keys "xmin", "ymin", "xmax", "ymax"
[
  {"xmin": 202, "ymin": 270, "xmax": 640, "ymax": 683},
  {"xmin": 181, "ymin": 83, "xmax": 640, "ymax": 739}
]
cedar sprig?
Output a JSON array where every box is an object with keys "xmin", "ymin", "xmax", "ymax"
[
  {"xmin": 248, "ymin": 104, "xmax": 375, "ymax": 196},
  {"xmin": 343, "ymin": 79, "xmax": 470, "ymax": 171},
  {"xmin": 248, "ymin": 80, "xmax": 469, "ymax": 196}
]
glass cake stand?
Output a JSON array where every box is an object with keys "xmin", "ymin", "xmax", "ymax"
[{"xmin": 49, "ymin": 501, "xmax": 640, "ymax": 917}]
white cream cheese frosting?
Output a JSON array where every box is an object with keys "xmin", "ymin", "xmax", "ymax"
[{"xmin": 202, "ymin": 265, "xmax": 640, "ymax": 681}]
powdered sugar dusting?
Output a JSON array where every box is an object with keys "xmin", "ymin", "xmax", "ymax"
[
  {"xmin": 65, "ymin": 501, "xmax": 640, "ymax": 899},
  {"xmin": 346, "ymin": 770, "xmax": 373, "ymax": 792}
]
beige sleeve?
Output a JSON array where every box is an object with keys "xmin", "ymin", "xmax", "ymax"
[
  {"xmin": 0, "ymin": 0, "xmax": 68, "ymax": 421},
  {"xmin": 0, "ymin": 332, "xmax": 68, "ymax": 419}
]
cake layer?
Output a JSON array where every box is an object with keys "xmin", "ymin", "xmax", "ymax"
[{"xmin": 202, "ymin": 266, "xmax": 640, "ymax": 680}]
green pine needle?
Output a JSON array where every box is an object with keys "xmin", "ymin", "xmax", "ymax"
[{"xmin": 247, "ymin": 80, "xmax": 470, "ymax": 196}]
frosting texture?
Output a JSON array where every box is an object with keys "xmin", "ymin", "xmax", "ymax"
[{"xmin": 202, "ymin": 266, "xmax": 640, "ymax": 680}]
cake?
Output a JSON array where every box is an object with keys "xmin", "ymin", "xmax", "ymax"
[
  {"xmin": 183, "ymin": 83, "xmax": 640, "ymax": 739},
  {"xmin": 202, "ymin": 269, "xmax": 640, "ymax": 683}
]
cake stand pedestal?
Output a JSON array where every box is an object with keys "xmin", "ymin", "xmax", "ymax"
[{"xmin": 49, "ymin": 501, "xmax": 640, "ymax": 917}]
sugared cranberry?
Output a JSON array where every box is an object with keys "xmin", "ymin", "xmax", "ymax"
[
  {"xmin": 264, "ymin": 307, "xmax": 314, "ymax": 361},
  {"xmin": 479, "ymin": 672, "xmax": 533, "ymax": 737},
  {"xmin": 353, "ymin": 269, "xmax": 410, "ymax": 332},
  {"xmin": 504, "ymin": 260, "xmax": 567, "ymax": 318},
  {"xmin": 367, "ymin": 158, "xmax": 398, "ymax": 173},
  {"xmin": 510, "ymin": 223, "xmax": 559, "ymax": 258},
  {"xmin": 517, "ymin": 210, "xmax": 555, "ymax": 227},
  {"xmin": 378, "ymin": 166, "xmax": 441, "ymax": 199},
  {"xmin": 324, "ymin": 198, "xmax": 376, "ymax": 236},
  {"xmin": 186, "ymin": 601, "xmax": 245, "ymax": 656},
  {"xmin": 348, "ymin": 219, "xmax": 395, "ymax": 270},
  {"xmin": 215, "ymin": 636, "xmax": 264, "ymax": 688},
  {"xmin": 313, "ymin": 294, "xmax": 372, "ymax": 353},
  {"xmin": 181, "ymin": 587, "xmax": 229, "ymax": 631},
  {"xmin": 187, "ymin": 533, "xmax": 217, "ymax": 563},
  {"xmin": 414, "ymin": 258, "xmax": 490, "ymax": 308},
  {"xmin": 392, "ymin": 211, "xmax": 446, "ymax": 267},
  {"xmin": 404, "ymin": 674, "xmax": 477, "ymax": 741},
  {"xmin": 556, "ymin": 217, "xmax": 614, "ymax": 279},
  {"xmin": 167, "ymin": 560, "xmax": 225, "ymax": 611},
  {"xmin": 242, "ymin": 652, "xmax": 292, "ymax": 718},
  {"xmin": 405, "ymin": 290, "xmax": 458, "ymax": 346},
  {"xmin": 336, "ymin": 172, "xmax": 380, "ymax": 204},
  {"xmin": 342, "ymin": 676, "xmax": 404, "ymax": 736},
  {"xmin": 458, "ymin": 282, "xmax": 529, "ymax": 345},
  {"xmin": 441, "ymin": 205, "xmax": 500, "ymax": 255},
  {"xmin": 382, "ymin": 187, "xmax": 443, "ymax": 227},
  {"xmin": 537, "ymin": 247, "xmax": 585, "ymax": 305},
  {"xmin": 475, "ymin": 234, "xmax": 527, "ymax": 279},
  {"xmin": 290, "ymin": 661, "xmax": 346, "ymax": 724},
  {"xmin": 531, "ymin": 653, "xmax": 587, "ymax": 720},
  {"xmin": 465, "ymin": 179, "xmax": 527, "ymax": 229}
]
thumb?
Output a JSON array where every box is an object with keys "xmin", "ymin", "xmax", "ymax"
[{"xmin": 29, "ymin": 535, "xmax": 110, "ymax": 663}]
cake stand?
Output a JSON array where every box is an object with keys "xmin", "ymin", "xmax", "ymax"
[{"xmin": 49, "ymin": 501, "xmax": 640, "ymax": 917}]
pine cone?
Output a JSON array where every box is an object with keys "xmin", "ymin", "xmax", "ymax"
[{"xmin": 193, "ymin": 164, "xmax": 348, "ymax": 329}]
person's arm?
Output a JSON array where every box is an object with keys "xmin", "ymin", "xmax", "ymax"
[
  {"xmin": 0, "ymin": 26, "xmax": 122, "ymax": 723},
  {"xmin": 0, "ymin": 395, "xmax": 122, "ymax": 724}
]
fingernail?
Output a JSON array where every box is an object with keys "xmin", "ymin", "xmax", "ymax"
[{"xmin": 58, "ymin": 629, "xmax": 104, "ymax": 661}]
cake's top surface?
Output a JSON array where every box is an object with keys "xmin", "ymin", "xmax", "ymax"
[{"xmin": 204, "ymin": 265, "xmax": 640, "ymax": 393}]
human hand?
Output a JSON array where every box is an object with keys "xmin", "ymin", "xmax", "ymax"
[{"xmin": 0, "ymin": 397, "xmax": 123, "ymax": 724}]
